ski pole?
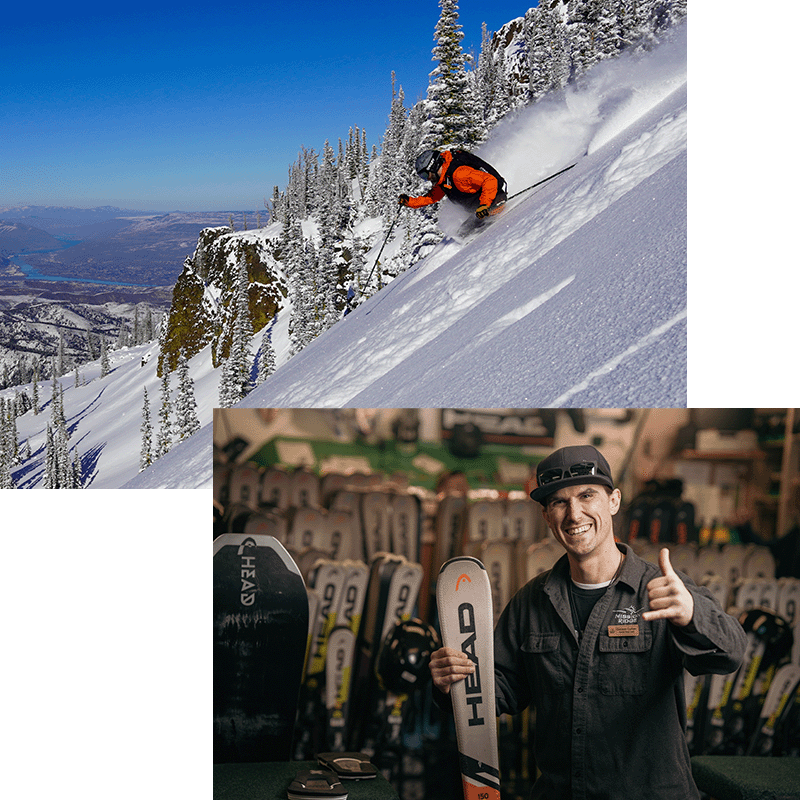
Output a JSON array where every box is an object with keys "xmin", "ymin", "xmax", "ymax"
[
  {"xmin": 364, "ymin": 207, "xmax": 402, "ymax": 294},
  {"xmin": 505, "ymin": 162, "xmax": 576, "ymax": 203}
]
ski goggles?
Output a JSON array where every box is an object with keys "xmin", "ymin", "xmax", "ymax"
[{"xmin": 537, "ymin": 460, "xmax": 610, "ymax": 488}]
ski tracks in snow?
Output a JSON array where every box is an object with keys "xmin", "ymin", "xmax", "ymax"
[
  {"xmin": 547, "ymin": 308, "xmax": 687, "ymax": 406},
  {"xmin": 471, "ymin": 275, "xmax": 576, "ymax": 349}
]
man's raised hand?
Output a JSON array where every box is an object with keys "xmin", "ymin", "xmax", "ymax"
[{"xmin": 641, "ymin": 547, "xmax": 694, "ymax": 627}]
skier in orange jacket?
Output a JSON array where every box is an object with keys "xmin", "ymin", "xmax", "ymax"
[{"xmin": 399, "ymin": 149, "xmax": 508, "ymax": 219}]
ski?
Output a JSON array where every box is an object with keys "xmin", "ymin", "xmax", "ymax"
[
  {"xmin": 361, "ymin": 491, "xmax": 392, "ymax": 562},
  {"xmin": 213, "ymin": 534, "xmax": 308, "ymax": 763},
  {"xmin": 391, "ymin": 493, "xmax": 421, "ymax": 563},
  {"xmin": 326, "ymin": 625, "xmax": 358, "ymax": 751},
  {"xmin": 324, "ymin": 561, "xmax": 370, "ymax": 750},
  {"xmin": 437, "ymin": 556, "xmax": 501, "ymax": 800},
  {"xmin": 746, "ymin": 663, "xmax": 800, "ymax": 755},
  {"xmin": 227, "ymin": 462, "xmax": 262, "ymax": 509},
  {"xmin": 289, "ymin": 506, "xmax": 330, "ymax": 554},
  {"xmin": 350, "ymin": 554, "xmax": 406, "ymax": 750},
  {"xmin": 295, "ymin": 558, "xmax": 348, "ymax": 759}
]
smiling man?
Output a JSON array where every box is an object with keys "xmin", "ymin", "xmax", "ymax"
[{"xmin": 430, "ymin": 445, "xmax": 746, "ymax": 800}]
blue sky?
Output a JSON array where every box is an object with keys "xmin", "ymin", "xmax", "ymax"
[{"xmin": 1, "ymin": 1, "xmax": 536, "ymax": 212}]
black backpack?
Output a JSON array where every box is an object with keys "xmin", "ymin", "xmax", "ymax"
[{"xmin": 441, "ymin": 150, "xmax": 507, "ymax": 207}]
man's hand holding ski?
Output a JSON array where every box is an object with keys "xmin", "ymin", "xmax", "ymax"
[
  {"xmin": 641, "ymin": 547, "xmax": 694, "ymax": 627},
  {"xmin": 430, "ymin": 647, "xmax": 475, "ymax": 694}
]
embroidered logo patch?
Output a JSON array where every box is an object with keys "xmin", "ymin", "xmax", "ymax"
[
  {"xmin": 608, "ymin": 605, "xmax": 643, "ymax": 637},
  {"xmin": 612, "ymin": 605, "xmax": 644, "ymax": 625}
]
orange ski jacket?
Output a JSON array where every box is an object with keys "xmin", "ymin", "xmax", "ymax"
[{"xmin": 406, "ymin": 151, "xmax": 500, "ymax": 209}]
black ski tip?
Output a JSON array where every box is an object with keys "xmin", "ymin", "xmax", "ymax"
[{"xmin": 439, "ymin": 555, "xmax": 487, "ymax": 573}]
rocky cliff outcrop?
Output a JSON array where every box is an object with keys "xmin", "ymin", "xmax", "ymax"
[{"xmin": 159, "ymin": 225, "xmax": 287, "ymax": 374}]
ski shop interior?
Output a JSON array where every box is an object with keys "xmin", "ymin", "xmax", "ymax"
[{"xmin": 213, "ymin": 408, "xmax": 800, "ymax": 800}]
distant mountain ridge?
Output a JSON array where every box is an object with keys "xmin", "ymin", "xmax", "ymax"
[
  {"xmin": 1, "ymin": 208, "xmax": 260, "ymax": 287},
  {"xmin": 0, "ymin": 205, "xmax": 255, "ymax": 234},
  {"xmin": 0, "ymin": 205, "xmax": 159, "ymax": 234},
  {"xmin": 0, "ymin": 220, "xmax": 66, "ymax": 256}
]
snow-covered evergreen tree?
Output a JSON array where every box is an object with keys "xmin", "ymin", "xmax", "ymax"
[
  {"xmin": 374, "ymin": 75, "xmax": 409, "ymax": 222},
  {"xmin": 0, "ymin": 451, "xmax": 13, "ymax": 488},
  {"xmin": 71, "ymin": 449, "xmax": 83, "ymax": 488},
  {"xmin": 100, "ymin": 336, "xmax": 110, "ymax": 378},
  {"xmin": 42, "ymin": 380, "xmax": 71, "ymax": 488},
  {"xmin": 255, "ymin": 324, "xmax": 276, "ymax": 385},
  {"xmin": 317, "ymin": 140, "xmax": 343, "ymax": 331},
  {"xmin": 55, "ymin": 330, "xmax": 66, "ymax": 378},
  {"xmin": 0, "ymin": 399, "xmax": 16, "ymax": 488},
  {"xmin": 526, "ymin": 4, "xmax": 569, "ymax": 102},
  {"xmin": 175, "ymin": 351, "xmax": 201, "ymax": 441},
  {"xmin": 140, "ymin": 386, "xmax": 153, "ymax": 471},
  {"xmin": 155, "ymin": 367, "xmax": 173, "ymax": 458},
  {"xmin": 422, "ymin": 0, "xmax": 480, "ymax": 150},
  {"xmin": 218, "ymin": 258, "xmax": 254, "ymax": 406},
  {"xmin": 472, "ymin": 21, "xmax": 516, "ymax": 138}
]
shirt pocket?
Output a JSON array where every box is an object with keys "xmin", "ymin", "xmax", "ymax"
[
  {"xmin": 520, "ymin": 632, "xmax": 564, "ymax": 695},
  {"xmin": 598, "ymin": 629, "xmax": 652, "ymax": 695}
]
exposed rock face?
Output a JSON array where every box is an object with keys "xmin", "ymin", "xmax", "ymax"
[{"xmin": 159, "ymin": 225, "xmax": 287, "ymax": 375}]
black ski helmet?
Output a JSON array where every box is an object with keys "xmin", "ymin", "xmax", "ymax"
[
  {"xmin": 415, "ymin": 150, "xmax": 441, "ymax": 181},
  {"xmin": 376, "ymin": 618, "xmax": 439, "ymax": 694}
]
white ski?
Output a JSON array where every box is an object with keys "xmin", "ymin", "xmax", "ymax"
[{"xmin": 437, "ymin": 556, "xmax": 501, "ymax": 800}]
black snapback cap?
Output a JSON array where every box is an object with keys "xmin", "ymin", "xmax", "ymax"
[{"xmin": 530, "ymin": 445, "xmax": 614, "ymax": 504}]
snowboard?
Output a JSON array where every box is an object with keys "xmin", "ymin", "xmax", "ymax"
[
  {"xmin": 437, "ymin": 556, "xmax": 501, "ymax": 800},
  {"xmin": 213, "ymin": 534, "xmax": 308, "ymax": 763}
]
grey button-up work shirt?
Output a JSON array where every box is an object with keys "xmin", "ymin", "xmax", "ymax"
[{"xmin": 493, "ymin": 544, "xmax": 746, "ymax": 800}]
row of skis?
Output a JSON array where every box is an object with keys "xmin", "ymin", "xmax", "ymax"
[
  {"xmin": 626, "ymin": 539, "xmax": 800, "ymax": 758},
  {"xmin": 214, "ymin": 462, "xmax": 800, "ymax": 787}
]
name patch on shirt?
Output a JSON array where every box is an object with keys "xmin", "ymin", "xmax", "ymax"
[
  {"xmin": 608, "ymin": 624, "xmax": 640, "ymax": 637},
  {"xmin": 609, "ymin": 604, "xmax": 644, "ymax": 636}
]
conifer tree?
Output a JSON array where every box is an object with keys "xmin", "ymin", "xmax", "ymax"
[
  {"xmin": 140, "ymin": 386, "xmax": 153, "ymax": 471},
  {"xmin": 255, "ymin": 324, "xmax": 276, "ymax": 385},
  {"xmin": 51, "ymin": 378, "xmax": 66, "ymax": 435},
  {"xmin": 0, "ymin": 451, "xmax": 13, "ymax": 488},
  {"xmin": 71, "ymin": 449, "xmax": 83, "ymax": 488},
  {"xmin": 56, "ymin": 330, "xmax": 66, "ymax": 378},
  {"xmin": 3, "ymin": 399, "xmax": 20, "ymax": 467},
  {"xmin": 398, "ymin": 101, "xmax": 442, "ymax": 270},
  {"xmin": 43, "ymin": 424, "xmax": 55, "ymax": 489},
  {"xmin": 527, "ymin": 4, "xmax": 570, "ymax": 101},
  {"xmin": 349, "ymin": 235, "xmax": 367, "ymax": 295},
  {"xmin": 155, "ymin": 367, "xmax": 173, "ymax": 458},
  {"xmin": 218, "ymin": 259, "xmax": 254, "ymax": 406},
  {"xmin": 317, "ymin": 140, "xmax": 342, "ymax": 331},
  {"xmin": 175, "ymin": 351, "xmax": 201, "ymax": 441},
  {"xmin": 375, "ymin": 75, "xmax": 408, "ymax": 223},
  {"xmin": 422, "ymin": 0, "xmax": 480, "ymax": 150},
  {"xmin": 100, "ymin": 336, "xmax": 110, "ymax": 378},
  {"xmin": 473, "ymin": 22, "xmax": 503, "ymax": 140},
  {"xmin": 43, "ymin": 382, "xmax": 71, "ymax": 488},
  {"xmin": 32, "ymin": 365, "xmax": 40, "ymax": 415},
  {"xmin": 0, "ymin": 399, "xmax": 13, "ymax": 488}
]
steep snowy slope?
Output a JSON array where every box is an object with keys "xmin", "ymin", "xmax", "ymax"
[
  {"xmin": 242, "ymin": 26, "xmax": 687, "ymax": 408},
  {"xmin": 126, "ymin": 24, "xmax": 686, "ymax": 490}
]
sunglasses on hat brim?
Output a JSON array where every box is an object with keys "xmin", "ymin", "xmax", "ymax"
[{"xmin": 537, "ymin": 460, "xmax": 609, "ymax": 488}]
